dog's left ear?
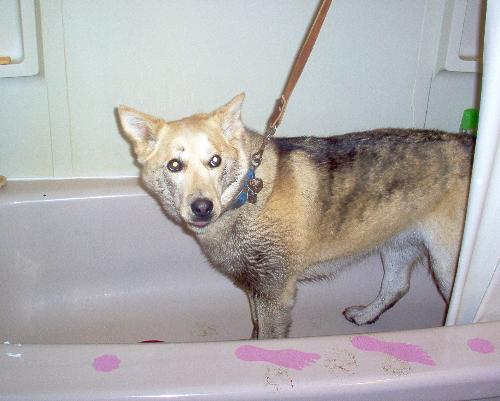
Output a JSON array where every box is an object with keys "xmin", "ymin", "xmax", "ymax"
[{"xmin": 216, "ymin": 93, "xmax": 245, "ymax": 138}]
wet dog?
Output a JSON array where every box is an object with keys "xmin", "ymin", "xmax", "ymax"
[{"xmin": 117, "ymin": 94, "xmax": 473, "ymax": 339}]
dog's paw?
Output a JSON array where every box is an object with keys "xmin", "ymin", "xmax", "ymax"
[{"xmin": 343, "ymin": 305, "xmax": 379, "ymax": 325}]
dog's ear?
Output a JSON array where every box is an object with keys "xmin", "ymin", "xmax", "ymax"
[
  {"xmin": 117, "ymin": 106, "xmax": 164, "ymax": 164},
  {"xmin": 216, "ymin": 93, "xmax": 245, "ymax": 138}
]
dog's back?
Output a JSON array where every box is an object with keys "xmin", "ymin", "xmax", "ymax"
[{"xmin": 267, "ymin": 130, "xmax": 473, "ymax": 263}]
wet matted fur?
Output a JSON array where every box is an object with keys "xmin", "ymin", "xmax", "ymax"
[{"xmin": 117, "ymin": 94, "xmax": 473, "ymax": 339}]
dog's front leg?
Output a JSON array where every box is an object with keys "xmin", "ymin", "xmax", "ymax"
[
  {"xmin": 253, "ymin": 297, "xmax": 291, "ymax": 339},
  {"xmin": 250, "ymin": 278, "xmax": 297, "ymax": 339},
  {"xmin": 247, "ymin": 292, "xmax": 259, "ymax": 339}
]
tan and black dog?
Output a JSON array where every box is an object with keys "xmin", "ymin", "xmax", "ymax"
[{"xmin": 117, "ymin": 94, "xmax": 474, "ymax": 339}]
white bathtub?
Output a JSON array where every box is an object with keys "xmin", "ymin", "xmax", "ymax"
[{"xmin": 1, "ymin": 178, "xmax": 499, "ymax": 401}]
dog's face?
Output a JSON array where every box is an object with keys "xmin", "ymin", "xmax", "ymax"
[{"xmin": 117, "ymin": 94, "xmax": 250, "ymax": 233}]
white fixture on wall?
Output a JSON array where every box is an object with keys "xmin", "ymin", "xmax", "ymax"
[
  {"xmin": 0, "ymin": 0, "xmax": 38, "ymax": 78},
  {"xmin": 446, "ymin": 0, "xmax": 500, "ymax": 325},
  {"xmin": 438, "ymin": 0, "xmax": 485, "ymax": 73}
]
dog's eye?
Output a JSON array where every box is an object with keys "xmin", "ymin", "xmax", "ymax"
[
  {"xmin": 209, "ymin": 154, "xmax": 222, "ymax": 168},
  {"xmin": 166, "ymin": 159, "xmax": 183, "ymax": 172}
]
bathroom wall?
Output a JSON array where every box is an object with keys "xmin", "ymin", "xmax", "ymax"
[{"xmin": 0, "ymin": 0, "xmax": 481, "ymax": 178}]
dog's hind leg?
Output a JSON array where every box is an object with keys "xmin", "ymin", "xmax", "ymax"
[
  {"xmin": 424, "ymin": 237, "xmax": 459, "ymax": 303},
  {"xmin": 418, "ymin": 189, "xmax": 467, "ymax": 303},
  {"xmin": 420, "ymin": 219, "xmax": 462, "ymax": 303},
  {"xmin": 343, "ymin": 238, "xmax": 423, "ymax": 325}
]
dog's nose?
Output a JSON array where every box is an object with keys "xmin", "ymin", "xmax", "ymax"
[{"xmin": 191, "ymin": 198, "xmax": 213, "ymax": 219}]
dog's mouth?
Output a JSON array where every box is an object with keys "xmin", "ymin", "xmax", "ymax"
[{"xmin": 189, "ymin": 219, "xmax": 211, "ymax": 229}]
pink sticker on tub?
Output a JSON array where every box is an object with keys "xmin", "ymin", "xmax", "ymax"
[
  {"xmin": 235, "ymin": 345, "xmax": 320, "ymax": 370},
  {"xmin": 467, "ymin": 338, "xmax": 495, "ymax": 354},
  {"xmin": 92, "ymin": 354, "xmax": 121, "ymax": 372},
  {"xmin": 351, "ymin": 335, "xmax": 435, "ymax": 366}
]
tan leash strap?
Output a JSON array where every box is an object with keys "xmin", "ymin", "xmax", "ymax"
[
  {"xmin": 268, "ymin": 0, "xmax": 332, "ymax": 131},
  {"xmin": 239, "ymin": 0, "xmax": 332, "ymax": 206},
  {"xmin": 252, "ymin": 0, "xmax": 332, "ymax": 169}
]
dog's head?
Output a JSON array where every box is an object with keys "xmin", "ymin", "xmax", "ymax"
[{"xmin": 117, "ymin": 94, "xmax": 250, "ymax": 232}]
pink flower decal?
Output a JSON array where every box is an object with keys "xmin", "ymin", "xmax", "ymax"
[
  {"xmin": 467, "ymin": 338, "xmax": 495, "ymax": 354},
  {"xmin": 235, "ymin": 345, "xmax": 320, "ymax": 370},
  {"xmin": 92, "ymin": 354, "xmax": 121, "ymax": 372},
  {"xmin": 351, "ymin": 335, "xmax": 435, "ymax": 366}
]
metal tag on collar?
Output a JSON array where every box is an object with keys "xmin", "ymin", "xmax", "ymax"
[
  {"xmin": 246, "ymin": 168, "xmax": 262, "ymax": 204},
  {"xmin": 248, "ymin": 177, "xmax": 263, "ymax": 194},
  {"xmin": 247, "ymin": 190, "xmax": 258, "ymax": 204}
]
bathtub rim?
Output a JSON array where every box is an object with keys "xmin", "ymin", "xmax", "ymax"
[
  {"xmin": 1, "ymin": 320, "xmax": 500, "ymax": 401},
  {"xmin": 0, "ymin": 176, "xmax": 148, "ymax": 206}
]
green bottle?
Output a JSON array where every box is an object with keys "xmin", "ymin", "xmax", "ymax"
[{"xmin": 459, "ymin": 108, "xmax": 479, "ymax": 136}]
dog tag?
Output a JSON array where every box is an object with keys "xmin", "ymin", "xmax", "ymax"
[
  {"xmin": 247, "ymin": 191, "xmax": 258, "ymax": 204},
  {"xmin": 248, "ymin": 178, "xmax": 263, "ymax": 193}
]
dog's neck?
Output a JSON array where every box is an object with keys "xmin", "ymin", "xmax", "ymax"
[
  {"xmin": 196, "ymin": 130, "xmax": 279, "ymax": 241},
  {"xmin": 230, "ymin": 167, "xmax": 258, "ymax": 209},
  {"xmin": 232, "ymin": 129, "xmax": 278, "ymax": 207}
]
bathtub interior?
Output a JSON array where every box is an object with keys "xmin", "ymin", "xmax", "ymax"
[{"xmin": 0, "ymin": 178, "xmax": 447, "ymax": 345}]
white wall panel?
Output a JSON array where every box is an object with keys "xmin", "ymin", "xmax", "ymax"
[
  {"xmin": 61, "ymin": 0, "xmax": 427, "ymax": 176},
  {"xmin": 0, "ymin": 76, "xmax": 52, "ymax": 177},
  {"xmin": 0, "ymin": 0, "xmax": 482, "ymax": 178}
]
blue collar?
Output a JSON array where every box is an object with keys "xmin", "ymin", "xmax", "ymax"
[{"xmin": 232, "ymin": 167, "xmax": 256, "ymax": 208}]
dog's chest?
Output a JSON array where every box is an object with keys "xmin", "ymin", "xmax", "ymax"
[{"xmin": 199, "ymin": 227, "xmax": 288, "ymax": 295}]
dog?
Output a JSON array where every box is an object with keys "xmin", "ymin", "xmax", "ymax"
[{"xmin": 117, "ymin": 93, "xmax": 474, "ymax": 339}]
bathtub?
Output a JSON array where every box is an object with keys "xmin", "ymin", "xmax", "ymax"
[{"xmin": 1, "ymin": 177, "xmax": 499, "ymax": 401}]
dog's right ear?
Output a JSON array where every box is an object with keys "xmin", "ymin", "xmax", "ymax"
[{"xmin": 117, "ymin": 106, "xmax": 164, "ymax": 164}]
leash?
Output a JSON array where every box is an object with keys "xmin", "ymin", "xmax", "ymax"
[{"xmin": 236, "ymin": 0, "xmax": 333, "ymax": 206}]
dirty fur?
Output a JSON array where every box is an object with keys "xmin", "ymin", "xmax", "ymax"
[{"xmin": 117, "ymin": 94, "xmax": 474, "ymax": 339}]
